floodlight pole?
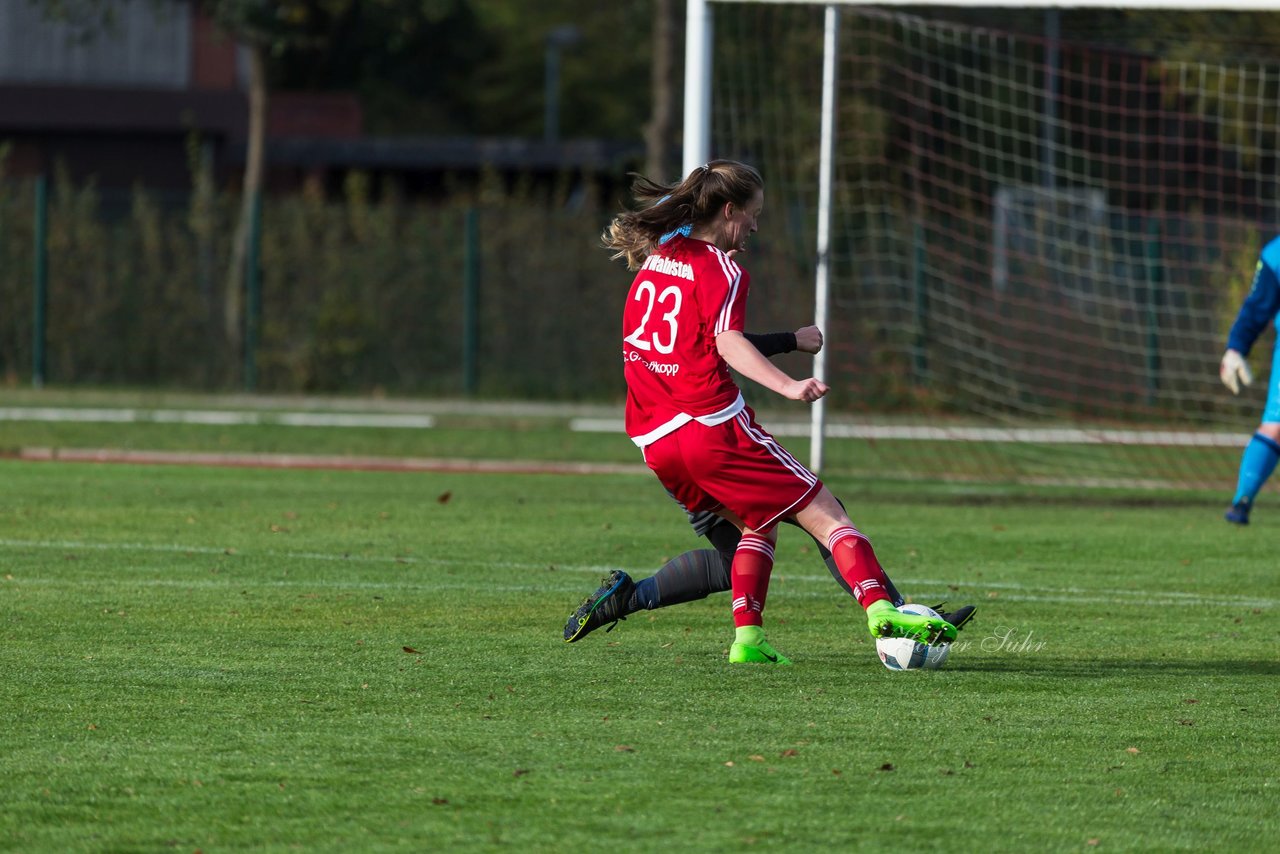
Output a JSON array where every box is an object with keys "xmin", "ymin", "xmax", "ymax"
[
  {"xmin": 544, "ymin": 25, "xmax": 582, "ymax": 144},
  {"xmin": 682, "ymin": 0, "xmax": 713, "ymax": 174},
  {"xmin": 810, "ymin": 5, "xmax": 840, "ymax": 474},
  {"xmin": 32, "ymin": 174, "xmax": 48, "ymax": 389}
]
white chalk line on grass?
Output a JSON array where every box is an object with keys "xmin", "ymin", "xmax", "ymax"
[
  {"xmin": 0, "ymin": 405, "xmax": 1248, "ymax": 446},
  {"xmin": 0, "ymin": 537, "xmax": 598, "ymax": 571},
  {"xmin": 0, "ymin": 537, "xmax": 437, "ymax": 565},
  {"xmin": 573, "ymin": 418, "xmax": 1247, "ymax": 447},
  {"xmin": 3, "ymin": 538, "xmax": 1273, "ymax": 609},
  {"xmin": 8, "ymin": 574, "xmax": 1270, "ymax": 609},
  {"xmin": 0, "ymin": 407, "xmax": 435, "ymax": 429}
]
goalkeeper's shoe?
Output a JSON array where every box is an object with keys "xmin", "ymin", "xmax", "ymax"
[
  {"xmin": 563, "ymin": 570, "xmax": 635, "ymax": 643},
  {"xmin": 1224, "ymin": 500, "xmax": 1251, "ymax": 526},
  {"xmin": 866, "ymin": 600, "xmax": 957, "ymax": 645},
  {"xmin": 931, "ymin": 603, "xmax": 977, "ymax": 631}
]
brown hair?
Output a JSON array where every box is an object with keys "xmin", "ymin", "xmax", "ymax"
[{"xmin": 602, "ymin": 159, "xmax": 764, "ymax": 270}]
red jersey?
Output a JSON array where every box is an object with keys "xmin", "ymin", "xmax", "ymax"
[{"xmin": 622, "ymin": 235, "xmax": 748, "ymax": 447}]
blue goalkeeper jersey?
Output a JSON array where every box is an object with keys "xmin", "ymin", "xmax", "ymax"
[{"xmin": 1227, "ymin": 234, "xmax": 1280, "ymax": 357}]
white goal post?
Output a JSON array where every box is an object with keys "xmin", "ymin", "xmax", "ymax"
[{"xmin": 684, "ymin": 0, "xmax": 843, "ymax": 472}]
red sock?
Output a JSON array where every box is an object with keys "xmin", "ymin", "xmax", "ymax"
[
  {"xmin": 731, "ymin": 533, "xmax": 775, "ymax": 628},
  {"xmin": 827, "ymin": 526, "xmax": 892, "ymax": 608}
]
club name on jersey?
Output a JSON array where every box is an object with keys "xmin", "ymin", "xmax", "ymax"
[
  {"xmin": 642, "ymin": 254, "xmax": 694, "ymax": 281},
  {"xmin": 625, "ymin": 350, "xmax": 680, "ymax": 376}
]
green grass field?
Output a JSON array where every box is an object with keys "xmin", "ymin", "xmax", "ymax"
[{"xmin": 2, "ymin": 400, "xmax": 1278, "ymax": 851}]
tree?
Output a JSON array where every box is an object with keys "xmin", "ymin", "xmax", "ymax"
[
  {"xmin": 644, "ymin": 0, "xmax": 678, "ymax": 180},
  {"xmin": 196, "ymin": 1, "xmax": 495, "ymax": 372},
  {"xmin": 267, "ymin": 0, "xmax": 495, "ymax": 135},
  {"xmin": 195, "ymin": 0, "xmax": 326, "ymax": 372}
]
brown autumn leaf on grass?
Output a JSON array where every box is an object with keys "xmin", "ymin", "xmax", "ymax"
[{"xmin": 403, "ymin": 646, "xmax": 422, "ymax": 654}]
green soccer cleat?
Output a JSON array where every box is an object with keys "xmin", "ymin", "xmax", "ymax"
[
  {"xmin": 866, "ymin": 600, "xmax": 957, "ymax": 645},
  {"xmin": 728, "ymin": 626, "xmax": 792, "ymax": 665},
  {"xmin": 563, "ymin": 570, "xmax": 635, "ymax": 643},
  {"xmin": 728, "ymin": 639, "xmax": 792, "ymax": 665}
]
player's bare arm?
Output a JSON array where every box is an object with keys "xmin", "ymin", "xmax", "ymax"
[{"xmin": 716, "ymin": 330, "xmax": 828, "ymax": 402}]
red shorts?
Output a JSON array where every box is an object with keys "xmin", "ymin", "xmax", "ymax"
[{"xmin": 641, "ymin": 408, "xmax": 822, "ymax": 533}]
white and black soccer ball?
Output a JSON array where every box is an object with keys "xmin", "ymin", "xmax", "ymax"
[{"xmin": 875, "ymin": 603, "xmax": 951, "ymax": 671}]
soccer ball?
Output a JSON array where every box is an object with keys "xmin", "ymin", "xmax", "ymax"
[{"xmin": 875, "ymin": 603, "xmax": 951, "ymax": 671}]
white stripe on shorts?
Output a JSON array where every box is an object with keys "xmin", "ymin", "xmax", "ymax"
[{"xmin": 736, "ymin": 411, "xmax": 818, "ymax": 488}]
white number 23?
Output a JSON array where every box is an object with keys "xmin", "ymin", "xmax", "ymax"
[{"xmin": 624, "ymin": 281, "xmax": 682, "ymax": 354}]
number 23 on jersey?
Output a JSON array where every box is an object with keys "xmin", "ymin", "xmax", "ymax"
[{"xmin": 624, "ymin": 279, "xmax": 684, "ymax": 354}]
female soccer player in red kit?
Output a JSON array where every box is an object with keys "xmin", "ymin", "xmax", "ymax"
[{"xmin": 602, "ymin": 160, "xmax": 960, "ymax": 665}]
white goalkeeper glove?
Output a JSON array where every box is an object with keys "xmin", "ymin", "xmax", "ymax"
[{"xmin": 1220, "ymin": 349, "xmax": 1253, "ymax": 395}]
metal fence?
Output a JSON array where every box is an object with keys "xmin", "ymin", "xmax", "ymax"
[{"xmin": 0, "ymin": 174, "xmax": 657, "ymax": 399}]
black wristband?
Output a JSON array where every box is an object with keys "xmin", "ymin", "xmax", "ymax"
[{"xmin": 743, "ymin": 331, "xmax": 797, "ymax": 358}]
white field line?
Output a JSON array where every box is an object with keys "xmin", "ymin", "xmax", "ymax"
[
  {"xmin": 2, "ymin": 538, "xmax": 1273, "ymax": 609},
  {"xmin": 2, "ymin": 406, "xmax": 1243, "ymax": 445},
  {"xmin": 7, "ymin": 574, "xmax": 1271, "ymax": 609},
  {"xmin": 0, "ymin": 407, "xmax": 434, "ymax": 429},
  {"xmin": 571, "ymin": 418, "xmax": 1247, "ymax": 447}
]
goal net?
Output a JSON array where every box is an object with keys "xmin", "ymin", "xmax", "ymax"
[{"xmin": 698, "ymin": 2, "xmax": 1279, "ymax": 490}]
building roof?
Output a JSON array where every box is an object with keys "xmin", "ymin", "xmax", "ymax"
[
  {"xmin": 256, "ymin": 135, "xmax": 643, "ymax": 172},
  {"xmin": 0, "ymin": 84, "xmax": 246, "ymax": 138}
]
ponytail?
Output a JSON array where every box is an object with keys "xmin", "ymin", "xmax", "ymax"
[{"xmin": 602, "ymin": 160, "xmax": 763, "ymax": 270}]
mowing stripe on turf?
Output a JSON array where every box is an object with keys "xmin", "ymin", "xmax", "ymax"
[
  {"xmin": 2, "ymin": 538, "xmax": 1273, "ymax": 609},
  {"xmin": 6, "ymin": 574, "xmax": 1271, "ymax": 609},
  {"xmin": 14, "ymin": 447, "xmax": 649, "ymax": 475}
]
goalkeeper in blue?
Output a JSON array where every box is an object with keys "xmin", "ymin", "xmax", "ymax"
[{"xmin": 1220, "ymin": 234, "xmax": 1280, "ymax": 525}]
